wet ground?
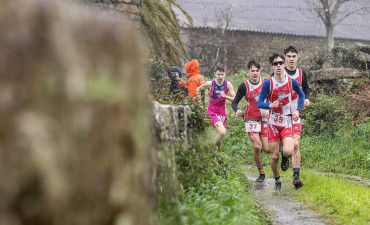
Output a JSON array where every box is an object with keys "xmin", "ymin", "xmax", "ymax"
[{"xmin": 246, "ymin": 171, "xmax": 327, "ymax": 225}]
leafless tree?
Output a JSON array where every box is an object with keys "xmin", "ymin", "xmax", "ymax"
[
  {"xmin": 306, "ymin": 0, "xmax": 370, "ymax": 52},
  {"xmin": 212, "ymin": 8, "xmax": 232, "ymax": 69}
]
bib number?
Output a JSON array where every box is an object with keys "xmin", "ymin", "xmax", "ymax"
[
  {"xmin": 269, "ymin": 114, "xmax": 291, "ymax": 128},
  {"xmin": 245, "ymin": 121, "xmax": 262, "ymax": 132}
]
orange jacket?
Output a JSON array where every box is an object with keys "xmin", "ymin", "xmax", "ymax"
[{"xmin": 183, "ymin": 59, "xmax": 205, "ymax": 97}]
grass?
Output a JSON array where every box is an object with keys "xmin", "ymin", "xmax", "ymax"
[
  {"xmin": 300, "ymin": 123, "xmax": 370, "ymax": 179},
  {"xmin": 157, "ymin": 124, "xmax": 271, "ymax": 225},
  {"xmin": 290, "ymin": 171, "xmax": 370, "ymax": 225}
]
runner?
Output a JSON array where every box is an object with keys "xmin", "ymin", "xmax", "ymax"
[
  {"xmin": 196, "ymin": 64, "xmax": 235, "ymax": 151},
  {"xmin": 281, "ymin": 46, "xmax": 310, "ymax": 181},
  {"xmin": 231, "ymin": 60, "xmax": 270, "ymax": 182},
  {"xmin": 258, "ymin": 54, "xmax": 305, "ymax": 191}
]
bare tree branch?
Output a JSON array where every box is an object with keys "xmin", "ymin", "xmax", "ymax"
[{"xmin": 334, "ymin": 6, "xmax": 370, "ymax": 25}]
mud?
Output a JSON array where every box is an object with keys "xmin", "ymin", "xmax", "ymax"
[{"xmin": 246, "ymin": 172, "xmax": 327, "ymax": 225}]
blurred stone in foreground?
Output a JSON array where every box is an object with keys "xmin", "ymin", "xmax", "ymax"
[{"xmin": 0, "ymin": 0, "xmax": 151, "ymax": 225}]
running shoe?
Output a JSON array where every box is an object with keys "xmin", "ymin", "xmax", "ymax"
[
  {"xmin": 281, "ymin": 149, "xmax": 289, "ymax": 171},
  {"xmin": 256, "ymin": 174, "xmax": 265, "ymax": 182},
  {"xmin": 274, "ymin": 181, "xmax": 281, "ymax": 191},
  {"xmin": 293, "ymin": 175, "xmax": 304, "ymax": 189}
]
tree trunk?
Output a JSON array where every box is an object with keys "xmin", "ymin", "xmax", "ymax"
[{"xmin": 326, "ymin": 25, "xmax": 335, "ymax": 53}]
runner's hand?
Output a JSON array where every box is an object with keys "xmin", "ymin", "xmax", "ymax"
[
  {"xmin": 236, "ymin": 110, "xmax": 243, "ymax": 117},
  {"xmin": 220, "ymin": 92, "xmax": 227, "ymax": 98},
  {"xmin": 293, "ymin": 110, "xmax": 299, "ymax": 121},
  {"xmin": 263, "ymin": 110, "xmax": 269, "ymax": 117},
  {"xmin": 304, "ymin": 99, "xmax": 310, "ymax": 107},
  {"xmin": 269, "ymin": 100, "xmax": 280, "ymax": 108}
]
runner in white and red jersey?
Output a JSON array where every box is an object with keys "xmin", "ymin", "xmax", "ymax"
[
  {"xmin": 258, "ymin": 54, "xmax": 305, "ymax": 191},
  {"xmin": 280, "ymin": 45, "xmax": 311, "ymax": 186},
  {"xmin": 232, "ymin": 60, "xmax": 270, "ymax": 182}
]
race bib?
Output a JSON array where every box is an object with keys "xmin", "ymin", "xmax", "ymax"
[
  {"xmin": 269, "ymin": 114, "xmax": 291, "ymax": 128},
  {"xmin": 216, "ymin": 115, "xmax": 226, "ymax": 123},
  {"xmin": 245, "ymin": 120, "xmax": 262, "ymax": 132}
]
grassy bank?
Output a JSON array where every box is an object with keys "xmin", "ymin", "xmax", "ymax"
[{"xmin": 157, "ymin": 119, "xmax": 270, "ymax": 225}]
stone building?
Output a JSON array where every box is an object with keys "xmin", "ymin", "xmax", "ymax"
[{"xmin": 174, "ymin": 0, "xmax": 370, "ymax": 76}]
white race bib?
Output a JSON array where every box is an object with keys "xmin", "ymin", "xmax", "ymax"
[
  {"xmin": 216, "ymin": 115, "xmax": 226, "ymax": 123},
  {"xmin": 269, "ymin": 114, "xmax": 291, "ymax": 128},
  {"xmin": 245, "ymin": 120, "xmax": 262, "ymax": 132}
]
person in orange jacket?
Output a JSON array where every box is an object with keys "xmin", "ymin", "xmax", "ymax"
[{"xmin": 180, "ymin": 59, "xmax": 205, "ymax": 102}]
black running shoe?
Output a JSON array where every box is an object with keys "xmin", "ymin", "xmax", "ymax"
[
  {"xmin": 293, "ymin": 175, "xmax": 304, "ymax": 189},
  {"xmin": 256, "ymin": 174, "xmax": 265, "ymax": 182},
  {"xmin": 281, "ymin": 150, "xmax": 289, "ymax": 171},
  {"xmin": 275, "ymin": 181, "xmax": 281, "ymax": 191}
]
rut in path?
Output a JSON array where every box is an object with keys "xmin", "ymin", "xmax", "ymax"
[{"xmin": 246, "ymin": 172, "xmax": 327, "ymax": 225}]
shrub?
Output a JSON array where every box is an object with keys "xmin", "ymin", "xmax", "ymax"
[{"xmin": 304, "ymin": 94, "xmax": 352, "ymax": 136}]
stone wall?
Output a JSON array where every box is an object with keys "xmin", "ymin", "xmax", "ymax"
[
  {"xmin": 153, "ymin": 102, "xmax": 191, "ymax": 208},
  {"xmin": 181, "ymin": 28, "xmax": 370, "ymax": 77},
  {"xmin": 0, "ymin": 1, "xmax": 151, "ymax": 225}
]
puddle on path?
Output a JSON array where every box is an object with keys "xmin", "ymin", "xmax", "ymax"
[{"xmin": 246, "ymin": 172, "xmax": 327, "ymax": 225}]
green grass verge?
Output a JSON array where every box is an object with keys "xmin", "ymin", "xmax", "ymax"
[
  {"xmin": 290, "ymin": 171, "xmax": 370, "ymax": 225},
  {"xmin": 300, "ymin": 122, "xmax": 370, "ymax": 179}
]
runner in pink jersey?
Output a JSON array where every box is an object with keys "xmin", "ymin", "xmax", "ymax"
[
  {"xmin": 232, "ymin": 60, "xmax": 270, "ymax": 182},
  {"xmin": 258, "ymin": 54, "xmax": 305, "ymax": 191},
  {"xmin": 196, "ymin": 64, "xmax": 235, "ymax": 151}
]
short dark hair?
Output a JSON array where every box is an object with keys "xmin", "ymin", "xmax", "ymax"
[
  {"xmin": 215, "ymin": 63, "xmax": 226, "ymax": 72},
  {"xmin": 247, "ymin": 60, "xmax": 261, "ymax": 70},
  {"xmin": 270, "ymin": 54, "xmax": 285, "ymax": 64},
  {"xmin": 269, "ymin": 53, "xmax": 280, "ymax": 64},
  {"xmin": 284, "ymin": 45, "xmax": 299, "ymax": 55}
]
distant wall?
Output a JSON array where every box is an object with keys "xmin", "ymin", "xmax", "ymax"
[{"xmin": 181, "ymin": 27, "xmax": 370, "ymax": 77}]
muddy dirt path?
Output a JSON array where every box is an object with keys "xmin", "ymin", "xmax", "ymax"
[{"xmin": 245, "ymin": 171, "xmax": 327, "ymax": 225}]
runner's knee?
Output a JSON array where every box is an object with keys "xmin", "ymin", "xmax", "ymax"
[
  {"xmin": 271, "ymin": 152, "xmax": 279, "ymax": 161},
  {"xmin": 218, "ymin": 127, "xmax": 226, "ymax": 137},
  {"xmin": 252, "ymin": 141, "xmax": 262, "ymax": 151},
  {"xmin": 283, "ymin": 146, "xmax": 294, "ymax": 157},
  {"xmin": 294, "ymin": 140, "xmax": 299, "ymax": 151}
]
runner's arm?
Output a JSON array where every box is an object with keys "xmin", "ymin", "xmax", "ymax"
[
  {"xmin": 196, "ymin": 81, "xmax": 211, "ymax": 96},
  {"xmin": 301, "ymin": 70, "xmax": 310, "ymax": 106},
  {"xmin": 231, "ymin": 83, "xmax": 246, "ymax": 112},
  {"xmin": 224, "ymin": 81, "xmax": 236, "ymax": 102},
  {"xmin": 257, "ymin": 80, "xmax": 271, "ymax": 109},
  {"xmin": 301, "ymin": 70, "xmax": 310, "ymax": 99},
  {"xmin": 292, "ymin": 79, "xmax": 305, "ymax": 110}
]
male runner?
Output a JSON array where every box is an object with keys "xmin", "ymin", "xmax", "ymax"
[
  {"xmin": 258, "ymin": 54, "xmax": 305, "ymax": 191},
  {"xmin": 196, "ymin": 64, "xmax": 235, "ymax": 151},
  {"xmin": 280, "ymin": 46, "xmax": 310, "ymax": 178},
  {"xmin": 231, "ymin": 60, "xmax": 270, "ymax": 182}
]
